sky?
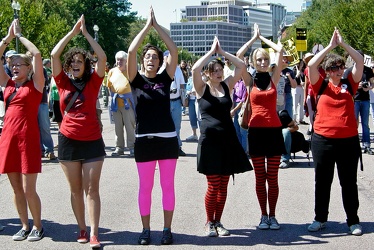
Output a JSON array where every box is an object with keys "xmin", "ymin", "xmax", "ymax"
[{"xmin": 129, "ymin": 0, "xmax": 304, "ymax": 28}]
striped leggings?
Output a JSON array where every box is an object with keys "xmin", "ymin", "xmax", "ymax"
[
  {"xmin": 251, "ymin": 156, "xmax": 280, "ymax": 217},
  {"xmin": 205, "ymin": 175, "xmax": 230, "ymax": 223}
]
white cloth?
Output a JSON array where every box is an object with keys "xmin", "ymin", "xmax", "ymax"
[{"xmin": 159, "ymin": 65, "xmax": 185, "ymax": 99}]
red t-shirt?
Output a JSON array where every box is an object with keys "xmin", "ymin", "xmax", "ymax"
[
  {"xmin": 54, "ymin": 71, "xmax": 103, "ymax": 141},
  {"xmin": 311, "ymin": 73, "xmax": 358, "ymax": 138}
]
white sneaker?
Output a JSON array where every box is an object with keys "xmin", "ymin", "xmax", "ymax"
[
  {"xmin": 186, "ymin": 135, "xmax": 198, "ymax": 141},
  {"xmin": 205, "ymin": 221, "xmax": 218, "ymax": 237},
  {"xmin": 214, "ymin": 221, "xmax": 230, "ymax": 236},
  {"xmin": 279, "ymin": 161, "xmax": 289, "ymax": 169},
  {"xmin": 349, "ymin": 224, "xmax": 362, "ymax": 236}
]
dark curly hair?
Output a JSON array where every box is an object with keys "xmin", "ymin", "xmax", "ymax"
[
  {"xmin": 140, "ymin": 44, "xmax": 163, "ymax": 70},
  {"xmin": 323, "ymin": 53, "xmax": 345, "ymax": 71},
  {"xmin": 63, "ymin": 47, "xmax": 92, "ymax": 82}
]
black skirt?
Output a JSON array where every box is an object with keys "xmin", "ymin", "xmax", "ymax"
[
  {"xmin": 247, "ymin": 127, "xmax": 286, "ymax": 157},
  {"xmin": 134, "ymin": 136, "xmax": 179, "ymax": 162},
  {"xmin": 58, "ymin": 132, "xmax": 106, "ymax": 161}
]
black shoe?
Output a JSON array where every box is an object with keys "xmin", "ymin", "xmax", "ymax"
[
  {"xmin": 138, "ymin": 228, "xmax": 150, "ymax": 245},
  {"xmin": 179, "ymin": 148, "xmax": 186, "ymax": 156},
  {"xmin": 306, "ymin": 130, "xmax": 312, "ymax": 136},
  {"xmin": 161, "ymin": 228, "xmax": 173, "ymax": 245},
  {"xmin": 299, "ymin": 120, "xmax": 309, "ymax": 125}
]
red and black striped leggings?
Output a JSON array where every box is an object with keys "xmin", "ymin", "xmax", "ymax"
[
  {"xmin": 205, "ymin": 175, "xmax": 230, "ymax": 223},
  {"xmin": 251, "ymin": 155, "xmax": 280, "ymax": 217}
]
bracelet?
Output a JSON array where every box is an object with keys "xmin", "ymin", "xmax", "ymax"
[{"xmin": 1, "ymin": 38, "xmax": 9, "ymax": 46}]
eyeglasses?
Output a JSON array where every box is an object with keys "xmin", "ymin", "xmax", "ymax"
[
  {"xmin": 144, "ymin": 54, "xmax": 159, "ymax": 60},
  {"xmin": 11, "ymin": 63, "xmax": 28, "ymax": 68},
  {"xmin": 328, "ymin": 64, "xmax": 345, "ymax": 72}
]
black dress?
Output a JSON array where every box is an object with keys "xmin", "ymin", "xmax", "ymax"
[{"xmin": 197, "ymin": 82, "xmax": 253, "ymax": 175}]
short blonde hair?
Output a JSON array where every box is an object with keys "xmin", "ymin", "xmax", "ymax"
[
  {"xmin": 252, "ymin": 48, "xmax": 270, "ymax": 69},
  {"xmin": 115, "ymin": 51, "xmax": 128, "ymax": 60}
]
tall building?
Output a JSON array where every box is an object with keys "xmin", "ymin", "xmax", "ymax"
[
  {"xmin": 302, "ymin": 0, "xmax": 312, "ymax": 11},
  {"xmin": 171, "ymin": 0, "xmax": 286, "ymax": 56}
]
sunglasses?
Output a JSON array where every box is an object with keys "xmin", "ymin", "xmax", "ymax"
[{"xmin": 328, "ymin": 64, "xmax": 345, "ymax": 72}]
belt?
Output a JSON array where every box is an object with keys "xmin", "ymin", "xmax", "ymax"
[{"xmin": 170, "ymin": 97, "xmax": 181, "ymax": 101}]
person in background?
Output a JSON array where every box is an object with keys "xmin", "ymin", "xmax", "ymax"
[
  {"xmin": 101, "ymin": 62, "xmax": 110, "ymax": 108},
  {"xmin": 127, "ymin": 7, "xmax": 179, "ymax": 245},
  {"xmin": 292, "ymin": 59, "xmax": 307, "ymax": 124},
  {"xmin": 278, "ymin": 109, "xmax": 299, "ymax": 169},
  {"xmin": 192, "ymin": 36, "xmax": 252, "ymax": 237},
  {"xmin": 0, "ymin": 19, "xmax": 45, "ymax": 242},
  {"xmin": 237, "ymin": 23, "xmax": 285, "ymax": 230},
  {"xmin": 370, "ymin": 62, "xmax": 374, "ymax": 126},
  {"xmin": 307, "ymin": 28, "xmax": 364, "ymax": 236},
  {"xmin": 160, "ymin": 50, "xmax": 186, "ymax": 156},
  {"xmin": 50, "ymin": 77, "xmax": 62, "ymax": 129},
  {"xmin": 3, "ymin": 50, "xmax": 16, "ymax": 77},
  {"xmin": 281, "ymin": 53, "xmax": 297, "ymax": 118},
  {"xmin": 51, "ymin": 15, "xmax": 107, "ymax": 248},
  {"xmin": 185, "ymin": 76, "xmax": 199, "ymax": 141},
  {"xmin": 223, "ymin": 58, "xmax": 235, "ymax": 78},
  {"xmin": 231, "ymin": 78, "xmax": 248, "ymax": 154},
  {"xmin": 343, "ymin": 50, "xmax": 374, "ymax": 155},
  {"xmin": 107, "ymin": 51, "xmax": 136, "ymax": 157},
  {"xmin": 180, "ymin": 60, "xmax": 189, "ymax": 116}
]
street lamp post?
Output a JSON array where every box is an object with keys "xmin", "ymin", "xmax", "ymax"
[
  {"xmin": 11, "ymin": 0, "xmax": 21, "ymax": 53},
  {"xmin": 93, "ymin": 25, "xmax": 99, "ymax": 42}
]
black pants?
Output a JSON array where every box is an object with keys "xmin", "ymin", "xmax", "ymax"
[{"xmin": 311, "ymin": 133, "xmax": 360, "ymax": 226}]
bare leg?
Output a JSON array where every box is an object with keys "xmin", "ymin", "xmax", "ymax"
[
  {"xmin": 60, "ymin": 161, "xmax": 86, "ymax": 231},
  {"xmin": 7, "ymin": 173, "xmax": 29, "ymax": 230},
  {"xmin": 22, "ymin": 174, "xmax": 42, "ymax": 229},
  {"xmin": 82, "ymin": 160, "xmax": 103, "ymax": 237}
]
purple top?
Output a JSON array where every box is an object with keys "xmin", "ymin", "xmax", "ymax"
[{"xmin": 232, "ymin": 79, "xmax": 247, "ymax": 103}]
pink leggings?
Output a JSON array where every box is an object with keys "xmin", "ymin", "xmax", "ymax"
[{"xmin": 137, "ymin": 159, "xmax": 177, "ymax": 216}]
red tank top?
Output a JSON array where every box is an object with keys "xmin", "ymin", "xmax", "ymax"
[{"xmin": 249, "ymin": 81, "xmax": 281, "ymax": 128}]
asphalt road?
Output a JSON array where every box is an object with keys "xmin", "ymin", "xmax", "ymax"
[{"xmin": 1, "ymin": 101, "xmax": 374, "ymax": 250}]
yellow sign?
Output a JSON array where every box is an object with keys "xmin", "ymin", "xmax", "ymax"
[{"xmin": 296, "ymin": 40, "xmax": 307, "ymax": 52}]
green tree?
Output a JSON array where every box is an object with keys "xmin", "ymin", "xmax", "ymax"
[{"xmin": 287, "ymin": 0, "xmax": 374, "ymax": 56}]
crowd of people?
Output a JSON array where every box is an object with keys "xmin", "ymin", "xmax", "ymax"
[{"xmin": 1, "ymin": 8, "xmax": 374, "ymax": 248}]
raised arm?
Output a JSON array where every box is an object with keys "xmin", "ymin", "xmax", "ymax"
[
  {"xmin": 152, "ymin": 10, "xmax": 178, "ymax": 79},
  {"xmin": 14, "ymin": 19, "xmax": 44, "ymax": 93},
  {"xmin": 308, "ymin": 29, "xmax": 339, "ymax": 85},
  {"xmin": 259, "ymin": 32, "xmax": 283, "ymax": 86},
  {"xmin": 0, "ymin": 21, "xmax": 15, "ymax": 87},
  {"xmin": 51, "ymin": 16, "xmax": 82, "ymax": 77},
  {"xmin": 80, "ymin": 15, "xmax": 107, "ymax": 77},
  {"xmin": 237, "ymin": 23, "xmax": 259, "ymax": 59},
  {"xmin": 216, "ymin": 41, "xmax": 245, "ymax": 89},
  {"xmin": 191, "ymin": 37, "xmax": 218, "ymax": 97},
  {"xmin": 127, "ymin": 8, "xmax": 153, "ymax": 82},
  {"xmin": 337, "ymin": 31, "xmax": 363, "ymax": 83}
]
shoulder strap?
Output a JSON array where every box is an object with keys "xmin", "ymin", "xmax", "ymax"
[
  {"xmin": 64, "ymin": 79, "xmax": 86, "ymax": 114},
  {"xmin": 5, "ymin": 89, "xmax": 17, "ymax": 112}
]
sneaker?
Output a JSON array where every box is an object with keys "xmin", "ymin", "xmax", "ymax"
[
  {"xmin": 306, "ymin": 130, "xmax": 312, "ymax": 136},
  {"xmin": 205, "ymin": 221, "xmax": 218, "ymax": 237},
  {"xmin": 111, "ymin": 148, "xmax": 124, "ymax": 156},
  {"xmin": 89, "ymin": 235, "xmax": 101, "ymax": 248},
  {"xmin": 27, "ymin": 227, "xmax": 44, "ymax": 241},
  {"xmin": 138, "ymin": 228, "xmax": 151, "ymax": 245},
  {"xmin": 214, "ymin": 221, "xmax": 230, "ymax": 236},
  {"xmin": 279, "ymin": 161, "xmax": 289, "ymax": 169},
  {"xmin": 308, "ymin": 221, "xmax": 326, "ymax": 232},
  {"xmin": 364, "ymin": 147, "xmax": 374, "ymax": 155},
  {"xmin": 186, "ymin": 134, "xmax": 198, "ymax": 141},
  {"xmin": 160, "ymin": 228, "xmax": 173, "ymax": 245},
  {"xmin": 77, "ymin": 230, "xmax": 88, "ymax": 243},
  {"xmin": 349, "ymin": 224, "xmax": 362, "ymax": 236},
  {"xmin": 46, "ymin": 152, "xmax": 57, "ymax": 160},
  {"xmin": 12, "ymin": 228, "xmax": 31, "ymax": 241},
  {"xmin": 269, "ymin": 216, "xmax": 280, "ymax": 230},
  {"xmin": 179, "ymin": 148, "xmax": 186, "ymax": 156},
  {"xmin": 299, "ymin": 120, "xmax": 308, "ymax": 125},
  {"xmin": 258, "ymin": 215, "xmax": 270, "ymax": 230},
  {"xmin": 129, "ymin": 149, "xmax": 135, "ymax": 157}
]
